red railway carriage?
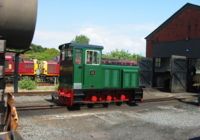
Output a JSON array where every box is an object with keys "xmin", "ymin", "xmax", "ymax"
[
  {"xmin": 40, "ymin": 60, "xmax": 60, "ymax": 83},
  {"xmin": 4, "ymin": 54, "xmax": 38, "ymax": 80},
  {"xmin": 18, "ymin": 60, "xmax": 35, "ymax": 77},
  {"xmin": 5, "ymin": 54, "xmax": 15, "ymax": 76},
  {"xmin": 47, "ymin": 61, "xmax": 60, "ymax": 77}
]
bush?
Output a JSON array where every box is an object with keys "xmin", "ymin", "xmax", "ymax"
[
  {"xmin": 19, "ymin": 77, "xmax": 37, "ymax": 90},
  {"xmin": 54, "ymin": 84, "xmax": 59, "ymax": 90}
]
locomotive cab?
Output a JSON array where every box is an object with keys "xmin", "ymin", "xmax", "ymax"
[
  {"xmin": 58, "ymin": 43, "xmax": 143, "ymax": 107},
  {"xmin": 59, "ymin": 43, "xmax": 103, "ymax": 90}
]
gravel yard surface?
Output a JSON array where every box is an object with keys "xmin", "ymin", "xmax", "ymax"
[
  {"xmin": 18, "ymin": 101, "xmax": 200, "ymax": 140},
  {"xmin": 6, "ymin": 86, "xmax": 56, "ymax": 93},
  {"xmin": 15, "ymin": 95, "xmax": 53, "ymax": 106}
]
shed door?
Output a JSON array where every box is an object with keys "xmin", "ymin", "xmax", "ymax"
[
  {"xmin": 171, "ymin": 55, "xmax": 187, "ymax": 92},
  {"xmin": 139, "ymin": 58, "xmax": 153, "ymax": 87}
]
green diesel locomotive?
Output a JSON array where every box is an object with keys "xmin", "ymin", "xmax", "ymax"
[{"xmin": 57, "ymin": 43, "xmax": 143, "ymax": 108}]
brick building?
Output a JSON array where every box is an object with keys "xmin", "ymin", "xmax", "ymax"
[
  {"xmin": 146, "ymin": 3, "xmax": 200, "ymax": 58},
  {"xmin": 141, "ymin": 3, "xmax": 200, "ymax": 92}
]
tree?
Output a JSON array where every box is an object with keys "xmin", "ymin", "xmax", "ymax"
[
  {"xmin": 32, "ymin": 44, "xmax": 46, "ymax": 52},
  {"xmin": 73, "ymin": 35, "xmax": 90, "ymax": 44},
  {"xmin": 103, "ymin": 49, "xmax": 143, "ymax": 61},
  {"xmin": 25, "ymin": 44, "xmax": 59, "ymax": 61}
]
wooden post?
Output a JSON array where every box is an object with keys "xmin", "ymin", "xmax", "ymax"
[
  {"xmin": 0, "ymin": 40, "xmax": 6, "ymax": 101},
  {"xmin": 13, "ymin": 53, "xmax": 20, "ymax": 94},
  {"xmin": 0, "ymin": 40, "xmax": 6, "ymax": 131}
]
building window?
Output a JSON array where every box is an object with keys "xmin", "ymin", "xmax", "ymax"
[
  {"xmin": 86, "ymin": 50, "xmax": 100, "ymax": 65},
  {"xmin": 155, "ymin": 58, "xmax": 161, "ymax": 67}
]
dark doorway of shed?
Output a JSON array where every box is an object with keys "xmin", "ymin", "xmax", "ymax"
[
  {"xmin": 154, "ymin": 72, "xmax": 171, "ymax": 92},
  {"xmin": 188, "ymin": 58, "xmax": 200, "ymax": 93},
  {"xmin": 153, "ymin": 56, "xmax": 187, "ymax": 93}
]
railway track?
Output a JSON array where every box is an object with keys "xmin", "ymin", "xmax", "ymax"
[
  {"xmin": 13, "ymin": 91, "xmax": 55, "ymax": 96},
  {"xmin": 143, "ymin": 97, "xmax": 176, "ymax": 103},
  {"xmin": 16, "ymin": 96, "xmax": 182, "ymax": 111},
  {"xmin": 7, "ymin": 83, "xmax": 54, "ymax": 87},
  {"xmin": 17, "ymin": 104, "xmax": 64, "ymax": 111}
]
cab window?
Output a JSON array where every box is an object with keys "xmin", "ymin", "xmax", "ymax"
[
  {"xmin": 61, "ymin": 48, "xmax": 73, "ymax": 61},
  {"xmin": 61, "ymin": 50, "xmax": 65, "ymax": 61},
  {"xmin": 86, "ymin": 50, "xmax": 100, "ymax": 65},
  {"xmin": 75, "ymin": 49, "xmax": 82, "ymax": 64},
  {"xmin": 66, "ymin": 48, "xmax": 73, "ymax": 60}
]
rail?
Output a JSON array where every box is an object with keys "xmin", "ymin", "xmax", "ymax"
[{"xmin": 16, "ymin": 96, "xmax": 188, "ymax": 111}]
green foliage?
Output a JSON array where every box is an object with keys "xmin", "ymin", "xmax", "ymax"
[
  {"xmin": 25, "ymin": 44, "xmax": 59, "ymax": 61},
  {"xmin": 54, "ymin": 84, "xmax": 59, "ymax": 90},
  {"xmin": 103, "ymin": 49, "xmax": 143, "ymax": 61},
  {"xmin": 29, "ymin": 44, "xmax": 47, "ymax": 53},
  {"xmin": 72, "ymin": 35, "xmax": 90, "ymax": 44},
  {"xmin": 19, "ymin": 77, "xmax": 37, "ymax": 90}
]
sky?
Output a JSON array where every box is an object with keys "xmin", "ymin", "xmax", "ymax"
[{"xmin": 32, "ymin": 0, "xmax": 200, "ymax": 56}]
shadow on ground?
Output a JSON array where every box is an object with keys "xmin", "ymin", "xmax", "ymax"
[{"xmin": 177, "ymin": 98, "xmax": 199, "ymax": 106}]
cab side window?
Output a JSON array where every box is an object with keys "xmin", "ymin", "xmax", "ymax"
[
  {"xmin": 61, "ymin": 48, "xmax": 73, "ymax": 61},
  {"xmin": 66, "ymin": 48, "xmax": 73, "ymax": 60},
  {"xmin": 75, "ymin": 49, "xmax": 82, "ymax": 64},
  {"xmin": 61, "ymin": 50, "xmax": 65, "ymax": 61},
  {"xmin": 86, "ymin": 50, "xmax": 100, "ymax": 65}
]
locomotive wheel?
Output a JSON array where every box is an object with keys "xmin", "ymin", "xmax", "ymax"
[
  {"xmin": 102, "ymin": 103, "xmax": 109, "ymax": 108},
  {"xmin": 116, "ymin": 102, "xmax": 122, "ymax": 106},
  {"xmin": 87, "ymin": 104, "xmax": 94, "ymax": 108}
]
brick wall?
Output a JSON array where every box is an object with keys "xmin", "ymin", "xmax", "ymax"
[{"xmin": 146, "ymin": 7, "xmax": 200, "ymax": 57}]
